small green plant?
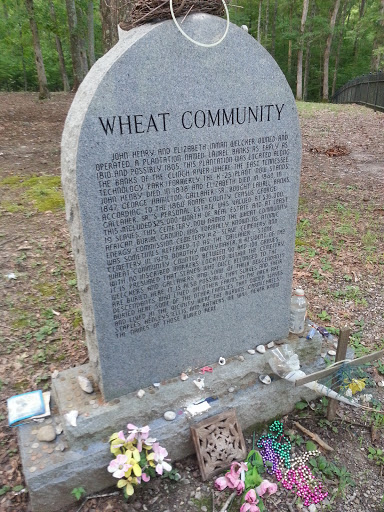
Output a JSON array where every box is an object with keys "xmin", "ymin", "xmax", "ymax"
[
  {"xmin": 288, "ymin": 432, "xmax": 305, "ymax": 446},
  {"xmin": 35, "ymin": 320, "xmax": 59, "ymax": 342},
  {"xmin": 367, "ymin": 447, "xmax": 384, "ymax": 467},
  {"xmin": 309, "ymin": 456, "xmax": 354, "ymax": 496},
  {"xmin": 318, "ymin": 418, "xmax": 338, "ymax": 434},
  {"xmin": 320, "ymin": 257, "xmax": 333, "ymax": 272},
  {"xmin": 71, "ymin": 487, "xmax": 86, "ymax": 500},
  {"xmin": 318, "ymin": 310, "xmax": 331, "ymax": 322},
  {"xmin": 67, "ymin": 278, "xmax": 77, "ymax": 287},
  {"xmin": 312, "ymin": 269, "xmax": 324, "ymax": 281}
]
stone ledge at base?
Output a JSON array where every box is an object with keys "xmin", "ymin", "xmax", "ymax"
[{"xmin": 19, "ymin": 337, "xmax": 323, "ymax": 512}]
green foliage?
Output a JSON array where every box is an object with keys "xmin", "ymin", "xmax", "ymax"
[
  {"xmin": 0, "ymin": 175, "xmax": 64, "ymax": 212},
  {"xmin": 309, "ymin": 456, "xmax": 355, "ymax": 495},
  {"xmin": 1, "ymin": 0, "xmax": 381, "ymax": 97},
  {"xmin": 306, "ymin": 441, "xmax": 317, "ymax": 452},
  {"xmin": 71, "ymin": 487, "xmax": 86, "ymax": 500},
  {"xmin": 318, "ymin": 310, "xmax": 331, "ymax": 322},
  {"xmin": 368, "ymin": 447, "xmax": 384, "ymax": 467}
]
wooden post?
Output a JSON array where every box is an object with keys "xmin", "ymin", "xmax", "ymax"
[{"xmin": 327, "ymin": 327, "xmax": 350, "ymax": 420}]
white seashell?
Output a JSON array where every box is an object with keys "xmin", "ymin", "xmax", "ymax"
[
  {"xmin": 64, "ymin": 410, "xmax": 78, "ymax": 427},
  {"xmin": 137, "ymin": 389, "xmax": 145, "ymax": 398},
  {"xmin": 247, "ymin": 349, "xmax": 256, "ymax": 355},
  {"xmin": 259, "ymin": 375, "xmax": 272, "ymax": 385},
  {"xmin": 256, "ymin": 345, "xmax": 266, "ymax": 354},
  {"xmin": 267, "ymin": 342, "xmax": 275, "ymax": 349},
  {"xmin": 180, "ymin": 372, "xmax": 189, "ymax": 381},
  {"xmin": 328, "ymin": 350, "xmax": 336, "ymax": 356},
  {"xmin": 193, "ymin": 378, "xmax": 205, "ymax": 390},
  {"xmin": 78, "ymin": 375, "xmax": 93, "ymax": 393},
  {"xmin": 164, "ymin": 411, "xmax": 176, "ymax": 421},
  {"xmin": 218, "ymin": 357, "xmax": 226, "ymax": 365}
]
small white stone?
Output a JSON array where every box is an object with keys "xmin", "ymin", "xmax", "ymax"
[
  {"xmin": 308, "ymin": 504, "xmax": 317, "ymax": 512},
  {"xmin": 378, "ymin": 381, "xmax": 384, "ymax": 387},
  {"xmin": 218, "ymin": 357, "xmax": 226, "ymax": 365},
  {"xmin": 241, "ymin": 25, "xmax": 248, "ymax": 32},
  {"xmin": 228, "ymin": 387, "xmax": 235, "ymax": 393},
  {"xmin": 153, "ymin": 382, "xmax": 160, "ymax": 388},
  {"xmin": 256, "ymin": 345, "xmax": 266, "ymax": 354},
  {"xmin": 164, "ymin": 411, "xmax": 176, "ymax": 421},
  {"xmin": 180, "ymin": 372, "xmax": 189, "ymax": 381},
  {"xmin": 247, "ymin": 349, "xmax": 256, "ymax": 354},
  {"xmin": 259, "ymin": 375, "xmax": 271, "ymax": 385},
  {"xmin": 237, "ymin": 355, "xmax": 245, "ymax": 362},
  {"xmin": 55, "ymin": 423, "xmax": 63, "ymax": 435},
  {"xmin": 193, "ymin": 378, "xmax": 205, "ymax": 390},
  {"xmin": 328, "ymin": 350, "xmax": 336, "ymax": 356},
  {"xmin": 51, "ymin": 370, "xmax": 59, "ymax": 379},
  {"xmin": 267, "ymin": 341, "xmax": 275, "ymax": 349},
  {"xmin": 137, "ymin": 389, "xmax": 145, "ymax": 398},
  {"xmin": 64, "ymin": 410, "xmax": 78, "ymax": 427},
  {"xmin": 77, "ymin": 375, "xmax": 93, "ymax": 393}
]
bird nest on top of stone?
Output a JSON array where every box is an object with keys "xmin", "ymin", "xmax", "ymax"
[{"xmin": 119, "ymin": 0, "xmax": 226, "ymax": 31}]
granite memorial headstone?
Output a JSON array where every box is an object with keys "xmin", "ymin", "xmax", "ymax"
[{"xmin": 62, "ymin": 14, "xmax": 302, "ymax": 401}]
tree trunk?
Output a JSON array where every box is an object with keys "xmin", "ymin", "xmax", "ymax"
[
  {"xmin": 87, "ymin": 0, "xmax": 95, "ymax": 67},
  {"xmin": 288, "ymin": 0, "xmax": 294, "ymax": 75},
  {"xmin": 371, "ymin": 0, "xmax": 384, "ymax": 71},
  {"xmin": 303, "ymin": 1, "xmax": 316, "ymax": 101},
  {"xmin": 24, "ymin": 0, "xmax": 50, "ymax": 99},
  {"xmin": 257, "ymin": 0, "xmax": 262, "ymax": 43},
  {"xmin": 271, "ymin": 0, "xmax": 278, "ymax": 57},
  {"xmin": 65, "ymin": 0, "xmax": 87, "ymax": 91},
  {"xmin": 19, "ymin": 26, "xmax": 28, "ymax": 91},
  {"xmin": 264, "ymin": 0, "xmax": 269, "ymax": 46},
  {"xmin": 322, "ymin": 0, "xmax": 341, "ymax": 101},
  {"xmin": 49, "ymin": 0, "xmax": 70, "ymax": 92},
  {"xmin": 296, "ymin": 0, "xmax": 309, "ymax": 100},
  {"xmin": 100, "ymin": 0, "xmax": 134, "ymax": 52},
  {"xmin": 332, "ymin": 0, "xmax": 348, "ymax": 97},
  {"xmin": 353, "ymin": 0, "xmax": 366, "ymax": 59}
]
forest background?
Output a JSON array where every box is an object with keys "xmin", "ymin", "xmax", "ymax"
[{"xmin": 0, "ymin": 0, "xmax": 383, "ymax": 102}]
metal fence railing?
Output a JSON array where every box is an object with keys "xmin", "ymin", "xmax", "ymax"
[{"xmin": 332, "ymin": 71, "xmax": 384, "ymax": 112}]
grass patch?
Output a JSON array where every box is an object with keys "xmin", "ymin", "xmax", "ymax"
[{"xmin": 0, "ymin": 174, "xmax": 64, "ymax": 212}]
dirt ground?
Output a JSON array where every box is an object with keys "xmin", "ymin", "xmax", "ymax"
[{"xmin": 0, "ymin": 93, "xmax": 384, "ymax": 512}]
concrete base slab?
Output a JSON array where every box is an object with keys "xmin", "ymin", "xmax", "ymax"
[{"xmin": 19, "ymin": 336, "xmax": 325, "ymax": 512}]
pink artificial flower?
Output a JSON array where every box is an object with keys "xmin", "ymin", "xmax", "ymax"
[
  {"xmin": 256, "ymin": 479, "xmax": 278, "ymax": 497},
  {"xmin": 107, "ymin": 454, "xmax": 131, "ymax": 479},
  {"xmin": 127, "ymin": 424, "xmax": 151, "ymax": 452},
  {"xmin": 240, "ymin": 489, "xmax": 260, "ymax": 512},
  {"xmin": 152, "ymin": 443, "xmax": 172, "ymax": 475},
  {"xmin": 141, "ymin": 472, "xmax": 151, "ymax": 482},
  {"xmin": 214, "ymin": 461, "xmax": 248, "ymax": 495},
  {"xmin": 215, "ymin": 476, "xmax": 229, "ymax": 491}
]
